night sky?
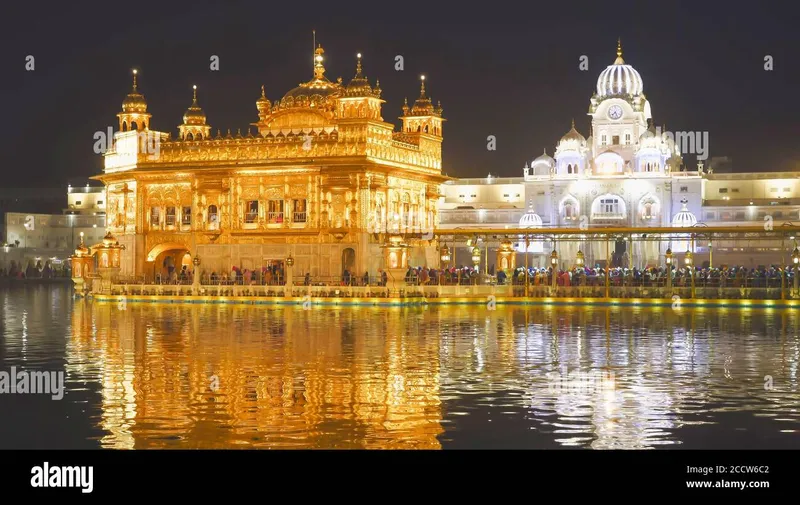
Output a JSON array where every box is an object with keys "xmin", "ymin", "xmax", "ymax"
[{"xmin": 1, "ymin": 1, "xmax": 798, "ymax": 188}]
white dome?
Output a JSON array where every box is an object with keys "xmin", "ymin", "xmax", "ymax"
[
  {"xmin": 532, "ymin": 149, "xmax": 554, "ymax": 167},
  {"xmin": 596, "ymin": 42, "xmax": 643, "ymax": 97},
  {"xmin": 672, "ymin": 200, "xmax": 696, "ymax": 227},
  {"xmin": 519, "ymin": 208, "xmax": 543, "ymax": 228}
]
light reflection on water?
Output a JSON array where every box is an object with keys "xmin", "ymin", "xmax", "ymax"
[{"xmin": 1, "ymin": 285, "xmax": 799, "ymax": 449}]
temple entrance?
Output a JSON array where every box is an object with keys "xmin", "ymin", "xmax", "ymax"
[
  {"xmin": 342, "ymin": 248, "xmax": 355, "ymax": 276},
  {"xmin": 147, "ymin": 243, "xmax": 190, "ymax": 283}
]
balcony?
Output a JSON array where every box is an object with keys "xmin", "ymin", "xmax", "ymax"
[
  {"xmin": 293, "ymin": 212, "xmax": 307, "ymax": 223},
  {"xmin": 267, "ymin": 212, "xmax": 284, "ymax": 224}
]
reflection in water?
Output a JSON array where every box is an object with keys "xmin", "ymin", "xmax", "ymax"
[
  {"xmin": 68, "ymin": 302, "xmax": 445, "ymax": 449},
  {"xmin": 2, "ymin": 285, "xmax": 800, "ymax": 449}
]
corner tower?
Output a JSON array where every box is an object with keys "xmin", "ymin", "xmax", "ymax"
[{"xmin": 117, "ymin": 69, "xmax": 152, "ymax": 132}]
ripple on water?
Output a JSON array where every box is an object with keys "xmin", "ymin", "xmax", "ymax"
[{"xmin": 2, "ymin": 285, "xmax": 800, "ymax": 449}]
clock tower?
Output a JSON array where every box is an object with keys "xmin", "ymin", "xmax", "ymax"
[{"xmin": 587, "ymin": 39, "xmax": 650, "ymax": 166}]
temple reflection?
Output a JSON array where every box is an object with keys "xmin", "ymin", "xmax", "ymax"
[
  {"xmin": 66, "ymin": 302, "xmax": 800, "ymax": 449},
  {"xmin": 68, "ymin": 302, "xmax": 444, "ymax": 448}
]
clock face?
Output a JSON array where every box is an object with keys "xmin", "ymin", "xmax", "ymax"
[{"xmin": 607, "ymin": 105, "xmax": 623, "ymax": 120}]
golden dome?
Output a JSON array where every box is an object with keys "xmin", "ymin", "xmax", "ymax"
[
  {"xmin": 183, "ymin": 85, "xmax": 207, "ymax": 125},
  {"xmin": 560, "ymin": 119, "xmax": 586, "ymax": 143},
  {"xmin": 74, "ymin": 244, "xmax": 90, "ymax": 257},
  {"xmin": 405, "ymin": 76, "xmax": 442, "ymax": 117},
  {"xmin": 256, "ymin": 85, "xmax": 271, "ymax": 112},
  {"xmin": 279, "ymin": 45, "xmax": 343, "ymax": 109},
  {"xmin": 73, "ymin": 233, "xmax": 90, "ymax": 257},
  {"xmin": 343, "ymin": 53, "xmax": 380, "ymax": 98},
  {"xmin": 102, "ymin": 231, "xmax": 117, "ymax": 246},
  {"xmin": 122, "ymin": 70, "xmax": 147, "ymax": 113}
]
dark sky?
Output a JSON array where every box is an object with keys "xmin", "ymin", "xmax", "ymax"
[{"xmin": 1, "ymin": 1, "xmax": 798, "ymax": 187}]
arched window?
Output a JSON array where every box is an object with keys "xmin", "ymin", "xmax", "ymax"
[
  {"xmin": 591, "ymin": 194, "xmax": 626, "ymax": 219},
  {"xmin": 122, "ymin": 121, "xmax": 128, "ymax": 132},
  {"xmin": 131, "ymin": 121, "xmax": 138, "ymax": 130},
  {"xmin": 561, "ymin": 198, "xmax": 579, "ymax": 221},
  {"xmin": 207, "ymin": 205, "xmax": 218, "ymax": 229}
]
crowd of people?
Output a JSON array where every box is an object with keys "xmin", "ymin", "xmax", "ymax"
[
  {"xmin": 0, "ymin": 260, "xmax": 67, "ymax": 279},
  {"xmin": 133, "ymin": 260, "xmax": 800, "ymax": 300}
]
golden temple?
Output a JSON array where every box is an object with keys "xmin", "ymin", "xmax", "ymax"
[{"xmin": 97, "ymin": 44, "xmax": 447, "ymax": 281}]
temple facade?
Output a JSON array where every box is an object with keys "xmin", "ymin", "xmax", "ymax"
[
  {"xmin": 439, "ymin": 41, "xmax": 800, "ymax": 269},
  {"xmin": 96, "ymin": 46, "xmax": 448, "ymax": 281}
]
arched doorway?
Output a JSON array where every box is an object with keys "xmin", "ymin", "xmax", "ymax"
[
  {"xmin": 341, "ymin": 248, "xmax": 355, "ymax": 276},
  {"xmin": 147, "ymin": 242, "xmax": 190, "ymax": 283}
]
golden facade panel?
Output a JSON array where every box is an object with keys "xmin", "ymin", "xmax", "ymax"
[{"xmin": 94, "ymin": 45, "xmax": 449, "ymax": 279}]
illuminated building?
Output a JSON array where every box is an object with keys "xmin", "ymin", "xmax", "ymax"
[
  {"xmin": 97, "ymin": 45, "xmax": 447, "ymax": 280},
  {"xmin": 2, "ymin": 184, "xmax": 106, "ymax": 274},
  {"xmin": 440, "ymin": 41, "xmax": 800, "ymax": 268}
]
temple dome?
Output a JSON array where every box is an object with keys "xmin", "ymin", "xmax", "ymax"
[
  {"xmin": 519, "ymin": 206, "xmax": 543, "ymax": 228},
  {"xmin": 596, "ymin": 40, "xmax": 643, "ymax": 97},
  {"xmin": 532, "ymin": 149, "xmax": 554, "ymax": 167},
  {"xmin": 672, "ymin": 200, "xmax": 697, "ymax": 227},
  {"xmin": 279, "ymin": 45, "xmax": 342, "ymax": 108},
  {"xmin": 122, "ymin": 70, "xmax": 147, "ymax": 113},
  {"xmin": 560, "ymin": 121, "xmax": 585, "ymax": 144},
  {"xmin": 183, "ymin": 86, "xmax": 207, "ymax": 125}
]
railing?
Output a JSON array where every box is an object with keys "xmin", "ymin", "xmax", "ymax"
[
  {"xmin": 108, "ymin": 272, "xmax": 800, "ymax": 301},
  {"xmin": 293, "ymin": 212, "xmax": 307, "ymax": 223},
  {"xmin": 267, "ymin": 212, "xmax": 284, "ymax": 223}
]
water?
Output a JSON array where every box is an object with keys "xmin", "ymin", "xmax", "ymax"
[{"xmin": 1, "ymin": 284, "xmax": 799, "ymax": 449}]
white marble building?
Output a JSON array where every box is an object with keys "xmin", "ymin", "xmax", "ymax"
[{"xmin": 439, "ymin": 42, "xmax": 800, "ymax": 270}]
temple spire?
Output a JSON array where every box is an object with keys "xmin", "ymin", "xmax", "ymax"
[
  {"xmin": 420, "ymin": 75, "xmax": 426, "ymax": 97},
  {"xmin": 313, "ymin": 44, "xmax": 326, "ymax": 79},
  {"xmin": 355, "ymin": 52, "xmax": 363, "ymax": 77},
  {"xmin": 132, "ymin": 69, "xmax": 138, "ymax": 92},
  {"xmin": 614, "ymin": 38, "xmax": 625, "ymax": 64}
]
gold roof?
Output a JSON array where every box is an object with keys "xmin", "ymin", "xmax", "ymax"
[
  {"xmin": 121, "ymin": 70, "xmax": 147, "ymax": 113},
  {"xmin": 343, "ymin": 53, "xmax": 381, "ymax": 98},
  {"xmin": 256, "ymin": 85, "xmax": 271, "ymax": 111},
  {"xmin": 404, "ymin": 76, "xmax": 443, "ymax": 117},
  {"xmin": 182, "ymin": 85, "xmax": 207, "ymax": 125},
  {"xmin": 279, "ymin": 45, "xmax": 343, "ymax": 109},
  {"xmin": 560, "ymin": 119, "xmax": 585, "ymax": 143}
]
